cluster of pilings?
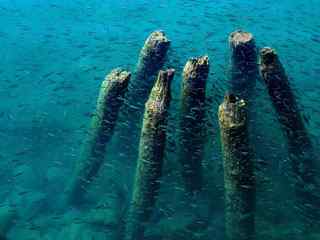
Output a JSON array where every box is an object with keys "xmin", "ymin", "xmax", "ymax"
[{"xmin": 64, "ymin": 29, "xmax": 319, "ymax": 240}]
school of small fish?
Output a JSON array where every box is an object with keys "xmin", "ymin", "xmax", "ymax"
[{"xmin": 0, "ymin": 0, "xmax": 319, "ymax": 239}]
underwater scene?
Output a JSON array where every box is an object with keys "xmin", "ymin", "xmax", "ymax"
[{"xmin": 0, "ymin": 0, "xmax": 320, "ymax": 239}]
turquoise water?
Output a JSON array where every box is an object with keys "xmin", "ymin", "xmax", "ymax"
[{"xmin": 0, "ymin": 0, "xmax": 320, "ymax": 239}]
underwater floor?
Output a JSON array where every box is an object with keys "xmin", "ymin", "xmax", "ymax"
[{"xmin": 0, "ymin": 0, "xmax": 320, "ymax": 239}]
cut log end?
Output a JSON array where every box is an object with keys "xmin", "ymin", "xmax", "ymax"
[
  {"xmin": 229, "ymin": 30, "xmax": 254, "ymax": 48},
  {"xmin": 218, "ymin": 93, "xmax": 247, "ymax": 130},
  {"xmin": 260, "ymin": 47, "xmax": 278, "ymax": 65},
  {"xmin": 148, "ymin": 30, "xmax": 169, "ymax": 43},
  {"xmin": 183, "ymin": 55, "xmax": 209, "ymax": 80},
  {"xmin": 106, "ymin": 68, "xmax": 131, "ymax": 86},
  {"xmin": 144, "ymin": 30, "xmax": 170, "ymax": 53}
]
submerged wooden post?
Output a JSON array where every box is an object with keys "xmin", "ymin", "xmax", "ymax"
[
  {"xmin": 178, "ymin": 56, "xmax": 209, "ymax": 193},
  {"xmin": 119, "ymin": 31, "xmax": 170, "ymax": 161},
  {"xmin": 66, "ymin": 68, "xmax": 131, "ymax": 206},
  {"xmin": 218, "ymin": 94, "xmax": 255, "ymax": 240},
  {"xmin": 132, "ymin": 30, "xmax": 170, "ymax": 107},
  {"xmin": 260, "ymin": 47, "xmax": 320, "ymax": 224},
  {"xmin": 0, "ymin": 206, "xmax": 17, "ymax": 240},
  {"xmin": 229, "ymin": 30, "xmax": 258, "ymax": 101},
  {"xmin": 125, "ymin": 69, "xmax": 174, "ymax": 240}
]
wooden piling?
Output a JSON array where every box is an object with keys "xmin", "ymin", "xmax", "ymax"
[
  {"xmin": 218, "ymin": 94, "xmax": 255, "ymax": 240},
  {"xmin": 119, "ymin": 31, "xmax": 170, "ymax": 162},
  {"xmin": 229, "ymin": 30, "xmax": 258, "ymax": 101},
  {"xmin": 0, "ymin": 206, "xmax": 17, "ymax": 240},
  {"xmin": 124, "ymin": 69, "xmax": 174, "ymax": 240},
  {"xmin": 260, "ymin": 47, "xmax": 320, "ymax": 225},
  {"xmin": 66, "ymin": 68, "xmax": 131, "ymax": 206},
  {"xmin": 132, "ymin": 31, "xmax": 170, "ymax": 107},
  {"xmin": 178, "ymin": 56, "xmax": 209, "ymax": 193}
]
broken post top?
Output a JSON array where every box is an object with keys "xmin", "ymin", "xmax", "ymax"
[
  {"xmin": 104, "ymin": 68, "xmax": 131, "ymax": 89},
  {"xmin": 182, "ymin": 56, "xmax": 209, "ymax": 89},
  {"xmin": 229, "ymin": 30, "xmax": 257, "ymax": 67},
  {"xmin": 260, "ymin": 47, "xmax": 280, "ymax": 67},
  {"xmin": 229, "ymin": 30, "xmax": 255, "ymax": 49},
  {"xmin": 146, "ymin": 69, "xmax": 175, "ymax": 115},
  {"xmin": 218, "ymin": 93, "xmax": 247, "ymax": 130},
  {"xmin": 259, "ymin": 47, "xmax": 288, "ymax": 84},
  {"xmin": 97, "ymin": 68, "xmax": 131, "ymax": 113},
  {"xmin": 141, "ymin": 30, "xmax": 170, "ymax": 58}
]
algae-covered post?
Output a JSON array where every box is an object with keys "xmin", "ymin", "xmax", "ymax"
[
  {"xmin": 125, "ymin": 69, "xmax": 174, "ymax": 240},
  {"xmin": 66, "ymin": 68, "xmax": 131, "ymax": 206},
  {"xmin": 229, "ymin": 30, "xmax": 258, "ymax": 101},
  {"xmin": 119, "ymin": 31, "xmax": 170, "ymax": 161},
  {"xmin": 178, "ymin": 56, "xmax": 209, "ymax": 193},
  {"xmin": 132, "ymin": 31, "xmax": 170, "ymax": 107},
  {"xmin": 218, "ymin": 94, "xmax": 255, "ymax": 240},
  {"xmin": 259, "ymin": 47, "xmax": 320, "ymax": 224}
]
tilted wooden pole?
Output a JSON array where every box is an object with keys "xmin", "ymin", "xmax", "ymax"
[
  {"xmin": 218, "ymin": 93, "xmax": 255, "ymax": 240},
  {"xmin": 178, "ymin": 56, "xmax": 209, "ymax": 193},
  {"xmin": 124, "ymin": 69, "xmax": 174, "ymax": 240},
  {"xmin": 260, "ymin": 47, "xmax": 320, "ymax": 225},
  {"xmin": 66, "ymin": 68, "xmax": 131, "ymax": 206},
  {"xmin": 229, "ymin": 30, "xmax": 258, "ymax": 101},
  {"xmin": 119, "ymin": 31, "xmax": 170, "ymax": 162}
]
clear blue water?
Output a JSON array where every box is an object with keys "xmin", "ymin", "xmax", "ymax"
[{"xmin": 0, "ymin": 0, "xmax": 320, "ymax": 239}]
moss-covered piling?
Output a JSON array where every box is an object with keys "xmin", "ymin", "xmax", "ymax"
[
  {"xmin": 66, "ymin": 68, "xmax": 131, "ymax": 206},
  {"xmin": 125, "ymin": 69, "xmax": 174, "ymax": 240},
  {"xmin": 218, "ymin": 94, "xmax": 255, "ymax": 240},
  {"xmin": 119, "ymin": 31, "xmax": 170, "ymax": 162},
  {"xmin": 133, "ymin": 31, "xmax": 170, "ymax": 106},
  {"xmin": 178, "ymin": 56, "xmax": 209, "ymax": 193},
  {"xmin": 229, "ymin": 30, "xmax": 258, "ymax": 101},
  {"xmin": 260, "ymin": 47, "xmax": 320, "ymax": 225},
  {"xmin": 229, "ymin": 30, "xmax": 259, "ymax": 101}
]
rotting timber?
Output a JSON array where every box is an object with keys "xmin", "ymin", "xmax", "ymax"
[
  {"xmin": 119, "ymin": 31, "xmax": 170, "ymax": 163},
  {"xmin": 66, "ymin": 68, "xmax": 131, "ymax": 206},
  {"xmin": 260, "ymin": 47, "xmax": 320, "ymax": 226},
  {"xmin": 218, "ymin": 93, "xmax": 255, "ymax": 240},
  {"xmin": 178, "ymin": 56, "xmax": 209, "ymax": 194},
  {"xmin": 229, "ymin": 30, "xmax": 258, "ymax": 101},
  {"xmin": 124, "ymin": 69, "xmax": 174, "ymax": 240}
]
